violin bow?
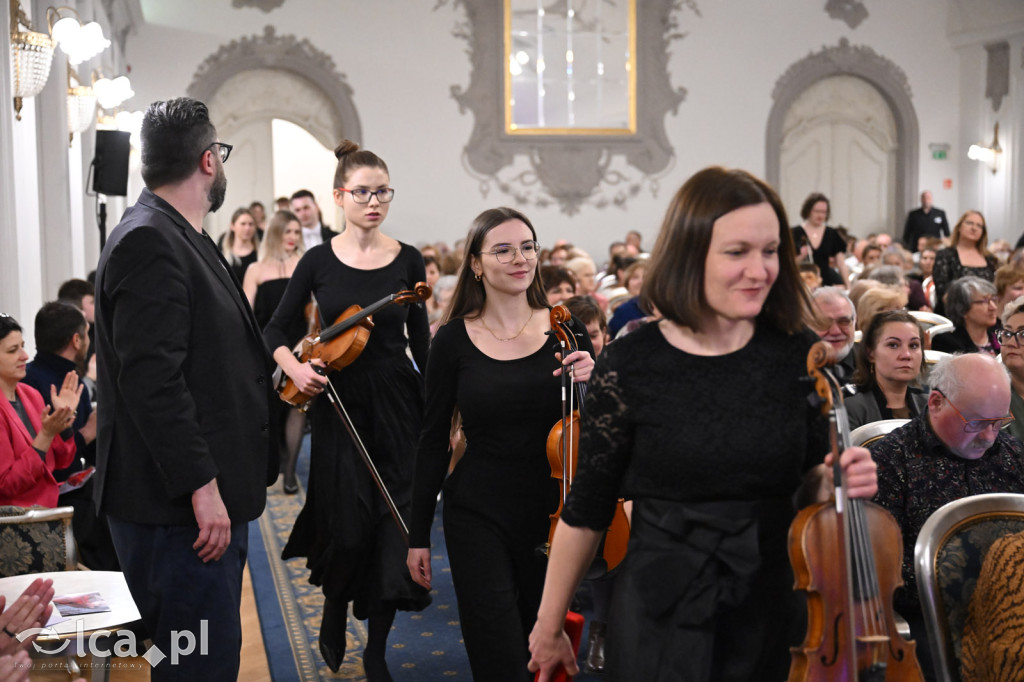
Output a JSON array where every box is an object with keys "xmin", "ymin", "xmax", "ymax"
[{"xmin": 317, "ymin": 369, "xmax": 410, "ymax": 543}]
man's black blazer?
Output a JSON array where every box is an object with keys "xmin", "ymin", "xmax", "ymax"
[
  {"xmin": 320, "ymin": 224, "xmax": 339, "ymax": 242},
  {"xmin": 94, "ymin": 188, "xmax": 277, "ymax": 526}
]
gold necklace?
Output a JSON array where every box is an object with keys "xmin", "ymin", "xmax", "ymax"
[{"xmin": 479, "ymin": 308, "xmax": 535, "ymax": 342}]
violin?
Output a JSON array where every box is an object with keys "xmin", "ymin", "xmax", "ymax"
[
  {"xmin": 274, "ymin": 282, "xmax": 431, "ymax": 408},
  {"xmin": 788, "ymin": 341, "xmax": 924, "ymax": 682},
  {"xmin": 543, "ymin": 305, "xmax": 630, "ymax": 572}
]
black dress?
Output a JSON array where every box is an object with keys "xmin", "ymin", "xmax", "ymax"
[
  {"xmin": 264, "ymin": 242, "xmax": 431, "ymax": 618},
  {"xmin": 226, "ymin": 250, "xmax": 257, "ymax": 284},
  {"xmin": 791, "ymin": 225, "xmax": 847, "ymax": 286},
  {"xmin": 561, "ymin": 321, "xmax": 828, "ymax": 681},
  {"xmin": 410, "ymin": 315, "xmax": 593, "ymax": 681}
]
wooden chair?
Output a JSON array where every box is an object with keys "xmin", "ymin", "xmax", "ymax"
[{"xmin": 914, "ymin": 493, "xmax": 1024, "ymax": 682}]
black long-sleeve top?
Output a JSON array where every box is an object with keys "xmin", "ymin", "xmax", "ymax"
[
  {"xmin": 410, "ymin": 315, "xmax": 592, "ymax": 547},
  {"xmin": 263, "ymin": 242, "xmax": 429, "ymax": 372},
  {"xmin": 562, "ymin": 321, "xmax": 829, "ymax": 531}
]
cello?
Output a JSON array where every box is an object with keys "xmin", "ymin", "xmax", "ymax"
[
  {"xmin": 272, "ymin": 282, "xmax": 432, "ymax": 543},
  {"xmin": 788, "ymin": 341, "xmax": 925, "ymax": 682}
]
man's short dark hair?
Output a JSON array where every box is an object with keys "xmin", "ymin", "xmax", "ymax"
[
  {"xmin": 57, "ymin": 278, "xmax": 94, "ymax": 308},
  {"xmin": 35, "ymin": 301, "xmax": 87, "ymax": 355},
  {"xmin": 290, "ymin": 189, "xmax": 316, "ymax": 203},
  {"xmin": 140, "ymin": 98, "xmax": 217, "ymax": 190}
]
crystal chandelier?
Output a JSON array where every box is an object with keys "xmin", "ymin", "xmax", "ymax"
[
  {"xmin": 9, "ymin": 0, "xmax": 56, "ymax": 120},
  {"xmin": 67, "ymin": 66, "xmax": 95, "ymax": 146}
]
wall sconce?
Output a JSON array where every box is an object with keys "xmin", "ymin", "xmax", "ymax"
[
  {"xmin": 93, "ymin": 70, "xmax": 134, "ymax": 110},
  {"xmin": 67, "ymin": 65, "xmax": 95, "ymax": 146},
  {"xmin": 47, "ymin": 5, "xmax": 110, "ymax": 65},
  {"xmin": 9, "ymin": 0, "xmax": 56, "ymax": 120},
  {"xmin": 967, "ymin": 122, "xmax": 1002, "ymax": 174}
]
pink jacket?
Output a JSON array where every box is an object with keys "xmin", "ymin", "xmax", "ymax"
[{"xmin": 0, "ymin": 383, "xmax": 76, "ymax": 507}]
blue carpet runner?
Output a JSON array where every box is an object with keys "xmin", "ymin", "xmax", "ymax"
[{"xmin": 249, "ymin": 435, "xmax": 603, "ymax": 680}]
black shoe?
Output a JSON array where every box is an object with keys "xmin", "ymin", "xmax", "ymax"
[
  {"xmin": 283, "ymin": 474, "xmax": 299, "ymax": 495},
  {"xmin": 363, "ymin": 653, "xmax": 393, "ymax": 682},
  {"xmin": 319, "ymin": 638, "xmax": 343, "ymax": 673},
  {"xmin": 584, "ymin": 620, "xmax": 606, "ymax": 674}
]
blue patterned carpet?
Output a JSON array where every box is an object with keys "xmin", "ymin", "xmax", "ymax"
[{"xmin": 249, "ymin": 435, "xmax": 604, "ymax": 681}]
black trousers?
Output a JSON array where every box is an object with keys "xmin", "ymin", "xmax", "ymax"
[
  {"xmin": 443, "ymin": 502, "xmax": 548, "ymax": 682},
  {"xmin": 108, "ymin": 518, "xmax": 248, "ymax": 682}
]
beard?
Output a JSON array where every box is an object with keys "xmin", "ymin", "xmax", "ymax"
[{"xmin": 207, "ymin": 164, "xmax": 227, "ymax": 213}]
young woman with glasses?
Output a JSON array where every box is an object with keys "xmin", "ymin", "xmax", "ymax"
[
  {"xmin": 407, "ymin": 207, "xmax": 594, "ymax": 681},
  {"xmin": 263, "ymin": 140, "xmax": 430, "ymax": 679},
  {"xmin": 997, "ymin": 297, "xmax": 1024, "ymax": 442},
  {"xmin": 526, "ymin": 167, "xmax": 877, "ymax": 681}
]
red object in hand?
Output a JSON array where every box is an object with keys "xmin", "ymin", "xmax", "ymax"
[{"xmin": 536, "ymin": 610, "xmax": 586, "ymax": 682}]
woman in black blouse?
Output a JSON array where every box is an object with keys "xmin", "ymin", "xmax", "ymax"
[
  {"xmin": 931, "ymin": 276, "xmax": 1001, "ymax": 356},
  {"xmin": 265, "ymin": 141, "xmax": 430, "ymax": 679},
  {"xmin": 219, "ymin": 207, "xmax": 259, "ymax": 282},
  {"xmin": 932, "ymin": 210, "xmax": 998, "ymax": 314},
  {"xmin": 527, "ymin": 167, "xmax": 877, "ymax": 681},
  {"xmin": 791, "ymin": 192, "xmax": 850, "ymax": 287},
  {"xmin": 407, "ymin": 207, "xmax": 594, "ymax": 681},
  {"xmin": 845, "ymin": 310, "xmax": 928, "ymax": 431}
]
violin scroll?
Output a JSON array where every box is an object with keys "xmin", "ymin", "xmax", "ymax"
[
  {"xmin": 393, "ymin": 281, "xmax": 432, "ymax": 306},
  {"xmin": 806, "ymin": 341, "xmax": 838, "ymax": 417}
]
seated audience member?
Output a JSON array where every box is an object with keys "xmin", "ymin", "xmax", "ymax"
[
  {"xmin": 997, "ymin": 296, "xmax": 1024, "ymax": 442},
  {"xmin": 548, "ymin": 244, "xmax": 571, "ymax": 266},
  {"xmin": 799, "ymin": 262, "xmax": 823, "ymax": 290},
  {"xmin": 860, "ymin": 243, "xmax": 883, "ymax": 273},
  {"xmin": 855, "ymin": 284, "xmax": 908, "ymax": 333},
  {"xmin": 57, "ymin": 278, "xmax": 96, "ymax": 369},
  {"xmin": 429, "ymin": 275, "xmax": 458, "ymax": 337},
  {"xmin": 914, "ymin": 243, "xmax": 940, "ymax": 309},
  {"xmin": 565, "ymin": 256, "xmax": 608, "ymax": 310},
  {"xmin": 0, "ymin": 314, "xmax": 79, "ymax": 507},
  {"xmin": 0, "ymin": 577, "xmax": 72, "ymax": 682},
  {"xmin": 249, "ymin": 200, "xmax": 267, "ymax": 237},
  {"xmin": 931, "ymin": 276, "xmax": 1000, "ymax": 355},
  {"xmin": 607, "ymin": 260, "xmax": 648, "ymax": 337},
  {"xmin": 865, "ymin": 264, "xmax": 929, "ymax": 312},
  {"xmin": 869, "ymin": 353, "xmax": 1024, "ymax": 679},
  {"xmin": 541, "ymin": 265, "xmax": 577, "ymax": 305},
  {"xmin": 844, "ymin": 310, "xmax": 928, "ymax": 431},
  {"xmin": 23, "ymin": 302, "xmax": 118, "ymax": 570},
  {"xmin": 23, "ymin": 302, "xmax": 94, "ymax": 474},
  {"xmin": 993, "ymin": 264, "xmax": 1024, "ymax": 321},
  {"xmin": 563, "ymin": 295, "xmax": 608, "ymax": 358},
  {"xmin": 423, "ymin": 255, "xmax": 443, "ymax": 324},
  {"xmin": 811, "ymin": 287, "xmax": 857, "ymax": 383},
  {"xmin": 597, "ymin": 254, "xmax": 636, "ymax": 295},
  {"xmin": 990, "ymin": 238, "xmax": 1013, "ymax": 265}
]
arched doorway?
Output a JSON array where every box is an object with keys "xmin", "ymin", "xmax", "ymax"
[
  {"xmin": 779, "ymin": 75, "xmax": 897, "ymax": 236},
  {"xmin": 186, "ymin": 26, "xmax": 361, "ymax": 238},
  {"xmin": 766, "ymin": 39, "xmax": 918, "ymax": 237}
]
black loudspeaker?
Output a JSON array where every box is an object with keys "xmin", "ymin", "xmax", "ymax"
[{"xmin": 92, "ymin": 130, "xmax": 131, "ymax": 196}]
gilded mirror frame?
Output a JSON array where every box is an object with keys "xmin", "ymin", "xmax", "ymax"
[{"xmin": 444, "ymin": 0, "xmax": 692, "ymax": 214}]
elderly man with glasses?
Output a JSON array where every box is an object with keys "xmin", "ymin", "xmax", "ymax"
[
  {"xmin": 868, "ymin": 353, "xmax": 1024, "ymax": 678},
  {"xmin": 811, "ymin": 286, "xmax": 857, "ymax": 384}
]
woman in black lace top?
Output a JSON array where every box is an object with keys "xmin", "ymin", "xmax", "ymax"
[
  {"xmin": 407, "ymin": 207, "xmax": 594, "ymax": 681},
  {"xmin": 528, "ymin": 167, "xmax": 878, "ymax": 682}
]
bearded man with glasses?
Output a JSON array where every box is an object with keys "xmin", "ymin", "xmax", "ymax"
[
  {"xmin": 94, "ymin": 97, "xmax": 276, "ymax": 681},
  {"xmin": 867, "ymin": 352, "xmax": 1024, "ymax": 679}
]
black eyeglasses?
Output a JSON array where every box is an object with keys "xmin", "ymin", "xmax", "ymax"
[
  {"xmin": 206, "ymin": 142, "xmax": 232, "ymax": 163},
  {"xmin": 997, "ymin": 328, "xmax": 1024, "ymax": 346},
  {"xmin": 336, "ymin": 188, "xmax": 395, "ymax": 204}
]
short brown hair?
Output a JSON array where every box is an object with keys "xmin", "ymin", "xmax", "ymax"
[
  {"xmin": 994, "ymin": 265, "xmax": 1024, "ymax": 298},
  {"xmin": 642, "ymin": 167, "xmax": 813, "ymax": 334}
]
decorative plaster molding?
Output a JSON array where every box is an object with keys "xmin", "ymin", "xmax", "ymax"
[
  {"xmin": 186, "ymin": 26, "xmax": 361, "ymax": 147},
  {"xmin": 985, "ymin": 42, "xmax": 1009, "ymax": 112},
  {"xmin": 438, "ymin": 0, "xmax": 694, "ymax": 215},
  {"xmin": 825, "ymin": 0, "xmax": 868, "ymax": 30},
  {"xmin": 232, "ymin": 0, "xmax": 285, "ymax": 12},
  {"xmin": 772, "ymin": 39, "xmax": 912, "ymax": 103}
]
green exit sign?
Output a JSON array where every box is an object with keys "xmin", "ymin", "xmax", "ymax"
[{"xmin": 932, "ymin": 150, "xmax": 947, "ymax": 160}]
